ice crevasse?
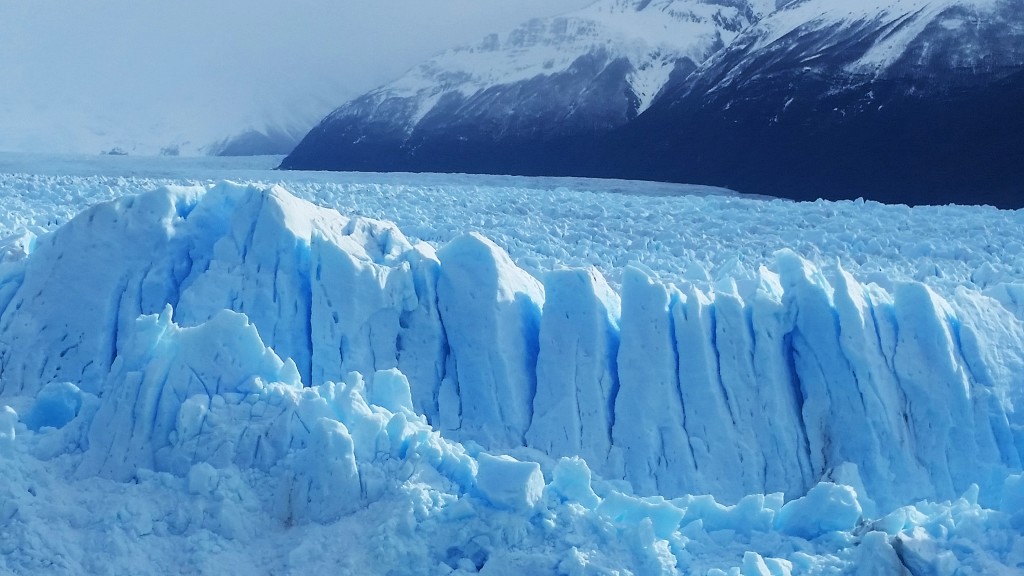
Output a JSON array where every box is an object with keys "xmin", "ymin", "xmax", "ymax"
[{"xmin": 0, "ymin": 182, "xmax": 1021, "ymax": 573}]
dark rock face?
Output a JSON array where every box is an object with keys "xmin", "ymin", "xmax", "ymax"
[{"xmin": 599, "ymin": 69, "xmax": 1024, "ymax": 207}]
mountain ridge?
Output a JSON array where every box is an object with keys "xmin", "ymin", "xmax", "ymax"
[
  {"xmin": 283, "ymin": 0, "xmax": 1024, "ymax": 207},
  {"xmin": 604, "ymin": 0, "xmax": 1024, "ymax": 206},
  {"xmin": 281, "ymin": 0, "xmax": 769, "ymax": 172}
]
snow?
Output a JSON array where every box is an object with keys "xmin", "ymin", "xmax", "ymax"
[{"xmin": 0, "ymin": 154, "xmax": 1022, "ymax": 573}]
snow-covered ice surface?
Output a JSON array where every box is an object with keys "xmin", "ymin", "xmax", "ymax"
[
  {"xmin": 0, "ymin": 154, "xmax": 1023, "ymax": 574},
  {"xmin": 2, "ymin": 154, "xmax": 1022, "ymax": 297}
]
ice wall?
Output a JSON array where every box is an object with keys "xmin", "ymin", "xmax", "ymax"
[
  {"xmin": 435, "ymin": 233, "xmax": 544, "ymax": 448},
  {"xmin": 0, "ymin": 182, "xmax": 444, "ymax": 399},
  {"xmin": 0, "ymin": 182, "xmax": 1021, "ymax": 513}
]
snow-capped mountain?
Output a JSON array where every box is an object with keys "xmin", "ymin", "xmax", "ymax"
[
  {"xmin": 609, "ymin": 0, "xmax": 1024, "ymax": 206},
  {"xmin": 281, "ymin": 0, "xmax": 776, "ymax": 172},
  {"xmin": 284, "ymin": 0, "xmax": 1024, "ymax": 207}
]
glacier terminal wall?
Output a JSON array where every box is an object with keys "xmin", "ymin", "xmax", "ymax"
[{"xmin": 0, "ymin": 182, "xmax": 1020, "ymax": 514}]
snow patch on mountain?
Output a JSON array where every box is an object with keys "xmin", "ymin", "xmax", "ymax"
[{"xmin": 709, "ymin": 0, "xmax": 1010, "ymax": 80}]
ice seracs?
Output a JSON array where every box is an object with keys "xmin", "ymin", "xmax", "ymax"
[
  {"xmin": 436, "ymin": 232, "xmax": 544, "ymax": 448},
  {"xmin": 1, "ymin": 181, "xmax": 1020, "ymax": 508},
  {"xmin": 526, "ymin": 267, "xmax": 620, "ymax": 476},
  {"xmin": 0, "ymin": 179, "xmax": 1022, "ymax": 573}
]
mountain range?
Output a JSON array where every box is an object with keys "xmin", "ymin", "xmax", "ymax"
[{"xmin": 282, "ymin": 0, "xmax": 1024, "ymax": 208}]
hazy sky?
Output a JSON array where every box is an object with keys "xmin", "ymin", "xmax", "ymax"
[{"xmin": 0, "ymin": 0, "xmax": 593, "ymax": 154}]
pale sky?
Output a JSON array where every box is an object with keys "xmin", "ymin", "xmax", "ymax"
[{"xmin": 0, "ymin": 0, "xmax": 594, "ymax": 155}]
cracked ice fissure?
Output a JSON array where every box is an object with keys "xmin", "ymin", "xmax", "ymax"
[{"xmin": 0, "ymin": 182, "xmax": 1021, "ymax": 516}]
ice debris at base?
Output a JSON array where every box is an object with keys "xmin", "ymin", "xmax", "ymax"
[{"xmin": 0, "ymin": 181, "xmax": 1021, "ymax": 574}]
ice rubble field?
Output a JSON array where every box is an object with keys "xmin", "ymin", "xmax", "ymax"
[{"xmin": 0, "ymin": 155, "xmax": 1022, "ymax": 575}]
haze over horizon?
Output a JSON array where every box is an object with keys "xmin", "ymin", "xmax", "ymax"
[{"xmin": 0, "ymin": 0, "xmax": 592, "ymax": 156}]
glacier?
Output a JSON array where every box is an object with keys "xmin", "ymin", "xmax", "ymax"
[{"xmin": 0, "ymin": 169, "xmax": 1022, "ymax": 574}]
